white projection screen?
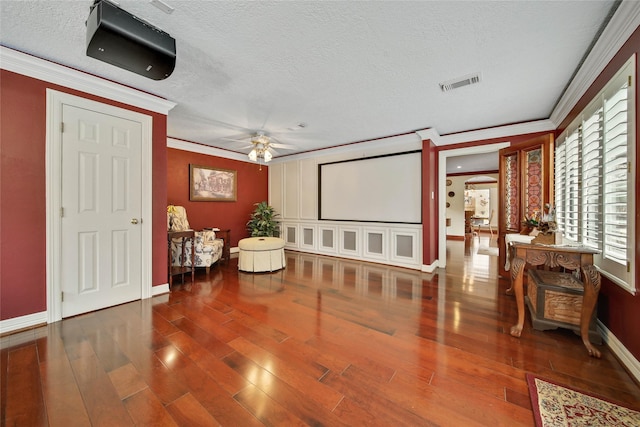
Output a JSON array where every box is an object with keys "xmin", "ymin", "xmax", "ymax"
[{"xmin": 319, "ymin": 151, "xmax": 422, "ymax": 223}]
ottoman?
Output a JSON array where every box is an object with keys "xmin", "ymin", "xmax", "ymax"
[{"xmin": 238, "ymin": 237, "xmax": 286, "ymax": 272}]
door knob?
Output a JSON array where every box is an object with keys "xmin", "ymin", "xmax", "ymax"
[{"xmin": 131, "ymin": 218, "xmax": 139, "ymax": 224}]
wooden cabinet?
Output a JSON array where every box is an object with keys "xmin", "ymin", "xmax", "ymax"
[{"xmin": 507, "ymin": 243, "xmax": 602, "ymax": 357}]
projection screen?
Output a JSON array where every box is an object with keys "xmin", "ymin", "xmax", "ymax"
[{"xmin": 318, "ymin": 151, "xmax": 422, "ymax": 223}]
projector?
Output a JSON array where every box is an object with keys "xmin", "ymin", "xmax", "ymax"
[{"xmin": 86, "ymin": 0, "xmax": 176, "ymax": 80}]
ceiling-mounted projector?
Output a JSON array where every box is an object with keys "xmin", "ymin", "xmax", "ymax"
[{"xmin": 86, "ymin": 0, "xmax": 176, "ymax": 80}]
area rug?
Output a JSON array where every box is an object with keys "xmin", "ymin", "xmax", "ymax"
[
  {"xmin": 526, "ymin": 373, "xmax": 640, "ymax": 426},
  {"xmin": 477, "ymin": 245, "xmax": 498, "ymax": 256}
]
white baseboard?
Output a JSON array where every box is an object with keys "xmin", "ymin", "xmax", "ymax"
[
  {"xmin": 152, "ymin": 283, "xmax": 170, "ymax": 296},
  {"xmin": 1, "ymin": 284, "xmax": 170, "ymax": 336},
  {"xmin": 421, "ymin": 260, "xmax": 439, "ymax": 273},
  {"xmin": 598, "ymin": 320, "xmax": 640, "ymax": 384},
  {"xmin": 0, "ymin": 311, "xmax": 47, "ymax": 335}
]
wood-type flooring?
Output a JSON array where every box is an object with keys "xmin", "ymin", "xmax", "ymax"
[{"xmin": 2, "ymin": 237, "xmax": 639, "ymax": 426}]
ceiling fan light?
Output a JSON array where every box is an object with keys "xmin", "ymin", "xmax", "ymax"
[
  {"xmin": 264, "ymin": 150, "xmax": 272, "ymax": 162},
  {"xmin": 248, "ymin": 149, "xmax": 257, "ymax": 162}
]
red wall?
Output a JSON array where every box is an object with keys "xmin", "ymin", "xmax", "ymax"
[
  {"xmin": 0, "ymin": 70, "xmax": 168, "ymax": 321},
  {"xmin": 421, "ymin": 139, "xmax": 438, "ymax": 265},
  {"xmin": 167, "ymin": 147, "xmax": 269, "ymax": 247}
]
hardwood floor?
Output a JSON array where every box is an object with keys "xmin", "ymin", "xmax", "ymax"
[{"xmin": 2, "ymin": 237, "xmax": 639, "ymax": 426}]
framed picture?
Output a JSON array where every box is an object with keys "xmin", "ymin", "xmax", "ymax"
[{"xmin": 189, "ymin": 164, "xmax": 237, "ymax": 201}]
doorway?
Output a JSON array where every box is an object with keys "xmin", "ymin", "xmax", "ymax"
[
  {"xmin": 46, "ymin": 90, "xmax": 154, "ymax": 322},
  {"xmin": 438, "ymin": 142, "xmax": 509, "ymax": 268}
]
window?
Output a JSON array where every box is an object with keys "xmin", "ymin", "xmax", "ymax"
[{"xmin": 555, "ymin": 56, "xmax": 635, "ymax": 292}]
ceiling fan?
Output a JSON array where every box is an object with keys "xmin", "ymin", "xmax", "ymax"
[{"xmin": 241, "ymin": 131, "xmax": 296, "ymax": 164}]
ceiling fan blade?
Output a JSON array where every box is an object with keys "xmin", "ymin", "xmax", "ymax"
[
  {"xmin": 267, "ymin": 136, "xmax": 296, "ymax": 149},
  {"xmin": 177, "ymin": 110, "xmax": 255, "ymax": 134},
  {"xmin": 217, "ymin": 137, "xmax": 250, "ymax": 143},
  {"xmin": 270, "ymin": 142, "xmax": 296, "ymax": 150},
  {"xmin": 221, "ymin": 132, "xmax": 253, "ymax": 140}
]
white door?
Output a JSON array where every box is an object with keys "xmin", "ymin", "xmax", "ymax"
[{"xmin": 60, "ymin": 104, "xmax": 142, "ymax": 317}]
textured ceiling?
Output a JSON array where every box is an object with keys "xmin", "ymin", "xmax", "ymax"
[{"xmin": 0, "ymin": 0, "xmax": 619, "ymax": 164}]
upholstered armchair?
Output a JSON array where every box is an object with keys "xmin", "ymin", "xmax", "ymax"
[{"xmin": 167, "ymin": 205, "xmax": 224, "ymax": 273}]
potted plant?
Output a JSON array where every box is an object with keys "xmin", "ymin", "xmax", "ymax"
[{"xmin": 247, "ymin": 201, "xmax": 280, "ymax": 237}]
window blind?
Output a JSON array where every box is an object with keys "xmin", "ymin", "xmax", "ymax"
[
  {"xmin": 581, "ymin": 108, "xmax": 602, "ymax": 249},
  {"xmin": 553, "ymin": 56, "xmax": 634, "ymax": 289},
  {"xmin": 602, "ymin": 81, "xmax": 629, "ymax": 266},
  {"xmin": 564, "ymin": 129, "xmax": 580, "ymax": 242},
  {"xmin": 554, "ymin": 142, "xmax": 566, "ymax": 234}
]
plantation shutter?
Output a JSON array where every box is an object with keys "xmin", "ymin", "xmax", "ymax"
[
  {"xmin": 563, "ymin": 129, "xmax": 581, "ymax": 242},
  {"xmin": 602, "ymin": 80, "xmax": 629, "ymax": 266},
  {"xmin": 554, "ymin": 137, "xmax": 566, "ymax": 235},
  {"xmin": 581, "ymin": 107, "xmax": 603, "ymax": 249},
  {"xmin": 552, "ymin": 57, "xmax": 633, "ymax": 289}
]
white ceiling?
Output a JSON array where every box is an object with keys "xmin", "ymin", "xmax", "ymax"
[
  {"xmin": 447, "ymin": 152, "xmax": 499, "ymax": 175},
  {"xmin": 0, "ymin": 0, "xmax": 621, "ymax": 167}
]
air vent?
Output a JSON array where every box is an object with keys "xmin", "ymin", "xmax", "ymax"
[{"xmin": 439, "ymin": 73, "xmax": 482, "ymax": 92}]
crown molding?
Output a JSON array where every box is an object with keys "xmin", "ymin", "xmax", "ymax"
[
  {"xmin": 271, "ymin": 132, "xmax": 422, "ymax": 164},
  {"xmin": 420, "ymin": 120, "xmax": 555, "ymax": 147},
  {"xmin": 550, "ymin": 0, "xmax": 640, "ymax": 126},
  {"xmin": 0, "ymin": 45, "xmax": 176, "ymax": 115},
  {"xmin": 167, "ymin": 137, "xmax": 249, "ymax": 162},
  {"xmin": 415, "ymin": 128, "xmax": 442, "ymax": 145}
]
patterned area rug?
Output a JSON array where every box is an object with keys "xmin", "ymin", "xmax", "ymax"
[
  {"xmin": 527, "ymin": 373, "xmax": 640, "ymax": 426},
  {"xmin": 477, "ymin": 245, "xmax": 498, "ymax": 256}
]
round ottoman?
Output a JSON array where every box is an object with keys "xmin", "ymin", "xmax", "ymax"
[{"xmin": 238, "ymin": 237, "xmax": 286, "ymax": 272}]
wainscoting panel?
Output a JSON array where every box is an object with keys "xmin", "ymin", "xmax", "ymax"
[
  {"xmin": 277, "ymin": 220, "xmax": 422, "ymax": 269},
  {"xmin": 283, "ymin": 223, "xmax": 299, "ymax": 248},
  {"xmin": 283, "ymin": 162, "xmax": 300, "ymax": 219},
  {"xmin": 339, "ymin": 226, "xmax": 362, "ymax": 258},
  {"xmin": 318, "ymin": 225, "xmax": 338, "ymax": 255},
  {"xmin": 300, "ymin": 225, "xmax": 317, "ymax": 251},
  {"xmin": 363, "ymin": 226, "xmax": 388, "ymax": 261},
  {"xmin": 299, "ymin": 158, "xmax": 317, "ymax": 220},
  {"xmin": 390, "ymin": 228, "xmax": 420, "ymax": 265},
  {"xmin": 269, "ymin": 163, "xmax": 284, "ymax": 216}
]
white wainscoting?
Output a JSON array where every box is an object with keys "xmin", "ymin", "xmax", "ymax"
[{"xmin": 280, "ymin": 220, "xmax": 422, "ymax": 269}]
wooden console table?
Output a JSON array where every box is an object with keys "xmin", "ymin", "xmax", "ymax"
[
  {"xmin": 168, "ymin": 230, "xmax": 195, "ymax": 288},
  {"xmin": 507, "ymin": 243, "xmax": 601, "ymax": 358}
]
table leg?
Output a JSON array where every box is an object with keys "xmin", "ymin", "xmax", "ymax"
[
  {"xmin": 581, "ymin": 265, "xmax": 602, "ymax": 358},
  {"xmin": 168, "ymin": 238, "xmax": 172, "ymax": 289},
  {"xmin": 190, "ymin": 236, "xmax": 195, "ymax": 284},
  {"xmin": 505, "ymin": 243, "xmax": 515, "ymax": 294},
  {"xmin": 509, "ymin": 256, "xmax": 526, "ymax": 337}
]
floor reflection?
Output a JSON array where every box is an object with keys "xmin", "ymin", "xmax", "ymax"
[{"xmin": 282, "ymin": 252, "xmax": 434, "ymax": 304}]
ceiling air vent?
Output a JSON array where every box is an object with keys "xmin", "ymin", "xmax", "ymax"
[{"xmin": 439, "ymin": 73, "xmax": 482, "ymax": 92}]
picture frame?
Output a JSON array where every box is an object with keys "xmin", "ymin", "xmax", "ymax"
[{"xmin": 189, "ymin": 164, "xmax": 237, "ymax": 201}]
